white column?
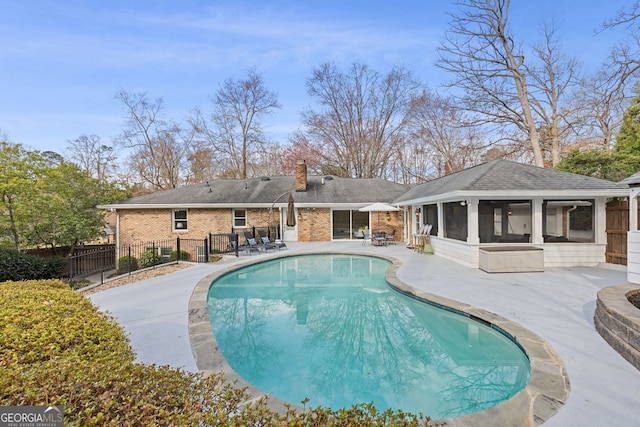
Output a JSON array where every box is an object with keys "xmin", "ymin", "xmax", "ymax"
[
  {"xmin": 594, "ymin": 197, "xmax": 608, "ymax": 244},
  {"xmin": 437, "ymin": 202, "xmax": 444, "ymax": 238},
  {"xmin": 532, "ymin": 198, "xmax": 544, "ymax": 244},
  {"xmin": 631, "ymin": 188, "xmax": 639, "ymax": 232},
  {"xmin": 629, "ymin": 188, "xmax": 640, "ymax": 284},
  {"xmin": 467, "ymin": 199, "xmax": 479, "ymax": 244}
]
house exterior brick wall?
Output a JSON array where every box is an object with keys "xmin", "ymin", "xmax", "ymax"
[
  {"xmin": 118, "ymin": 208, "xmax": 234, "ymax": 245},
  {"xmin": 117, "ymin": 207, "xmax": 405, "ymax": 245},
  {"xmin": 376, "ymin": 211, "xmax": 403, "ymax": 241},
  {"xmin": 297, "ymin": 208, "xmax": 331, "ymax": 241},
  {"xmin": 295, "ymin": 208, "xmax": 404, "ymax": 242}
]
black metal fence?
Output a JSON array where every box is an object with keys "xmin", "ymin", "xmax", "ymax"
[
  {"xmin": 68, "ymin": 234, "xmax": 242, "ymax": 285},
  {"xmin": 208, "ymin": 233, "xmax": 240, "ymax": 257},
  {"xmin": 67, "ymin": 245, "xmax": 116, "ymax": 285}
]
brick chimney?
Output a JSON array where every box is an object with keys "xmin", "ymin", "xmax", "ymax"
[{"xmin": 295, "ymin": 159, "xmax": 307, "ymax": 192}]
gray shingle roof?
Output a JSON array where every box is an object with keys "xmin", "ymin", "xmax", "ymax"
[
  {"xmin": 394, "ymin": 159, "xmax": 628, "ymax": 203},
  {"xmin": 619, "ymin": 171, "xmax": 640, "ymax": 187},
  {"xmin": 108, "ymin": 175, "xmax": 412, "ymax": 207}
]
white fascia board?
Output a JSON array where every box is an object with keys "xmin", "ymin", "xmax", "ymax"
[
  {"xmin": 395, "ymin": 189, "xmax": 629, "ymax": 206},
  {"xmin": 395, "ymin": 191, "xmax": 469, "ymax": 206},
  {"xmin": 98, "ymin": 203, "xmax": 255, "ymax": 209},
  {"xmin": 97, "ymin": 203, "xmax": 373, "ymax": 210}
]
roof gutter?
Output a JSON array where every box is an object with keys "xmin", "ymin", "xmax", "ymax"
[{"xmin": 395, "ymin": 189, "xmax": 630, "ymax": 206}]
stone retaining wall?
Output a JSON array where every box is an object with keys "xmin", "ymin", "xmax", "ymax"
[{"xmin": 594, "ymin": 284, "xmax": 640, "ymax": 371}]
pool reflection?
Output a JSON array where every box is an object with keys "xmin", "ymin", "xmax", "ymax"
[{"xmin": 208, "ymin": 254, "xmax": 529, "ymax": 418}]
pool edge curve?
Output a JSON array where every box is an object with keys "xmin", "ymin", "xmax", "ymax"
[{"xmin": 188, "ymin": 251, "xmax": 569, "ymax": 426}]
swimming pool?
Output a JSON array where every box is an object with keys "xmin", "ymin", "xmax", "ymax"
[{"xmin": 207, "ymin": 254, "xmax": 530, "ymax": 419}]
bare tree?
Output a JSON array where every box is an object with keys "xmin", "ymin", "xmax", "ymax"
[
  {"xmin": 437, "ymin": 0, "xmax": 545, "ymax": 166},
  {"xmin": 526, "ymin": 24, "xmax": 582, "ymax": 165},
  {"xmin": 297, "ymin": 61, "xmax": 421, "ymax": 179},
  {"xmin": 278, "ymin": 135, "xmax": 327, "ymax": 175},
  {"xmin": 251, "ymin": 141, "xmax": 285, "ymax": 177},
  {"xmin": 572, "ymin": 67, "xmax": 630, "ymax": 152},
  {"xmin": 0, "ymin": 128, "xmax": 9, "ymax": 142},
  {"xmin": 408, "ymin": 90, "xmax": 486, "ymax": 179},
  {"xmin": 193, "ymin": 69, "xmax": 280, "ymax": 179},
  {"xmin": 601, "ymin": 2, "xmax": 640, "ymax": 86},
  {"xmin": 389, "ymin": 140, "xmax": 433, "ymax": 184},
  {"xmin": 66, "ymin": 134, "xmax": 118, "ymax": 181},
  {"xmin": 185, "ymin": 146, "xmax": 217, "ymax": 184},
  {"xmin": 116, "ymin": 90, "xmax": 195, "ymax": 192}
]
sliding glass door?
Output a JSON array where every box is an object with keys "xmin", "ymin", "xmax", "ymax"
[{"xmin": 332, "ymin": 210, "xmax": 369, "ymax": 240}]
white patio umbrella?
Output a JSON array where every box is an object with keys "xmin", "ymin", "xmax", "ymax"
[{"xmin": 358, "ymin": 202, "xmax": 399, "ymax": 230}]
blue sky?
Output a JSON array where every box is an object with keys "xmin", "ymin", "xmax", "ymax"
[{"xmin": 0, "ymin": 0, "xmax": 631, "ymax": 154}]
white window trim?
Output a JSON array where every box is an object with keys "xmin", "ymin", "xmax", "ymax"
[
  {"xmin": 173, "ymin": 209, "xmax": 188, "ymax": 231},
  {"xmin": 233, "ymin": 208, "xmax": 247, "ymax": 228}
]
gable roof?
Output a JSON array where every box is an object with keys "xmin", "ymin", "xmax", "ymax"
[
  {"xmin": 619, "ymin": 171, "xmax": 640, "ymax": 187},
  {"xmin": 394, "ymin": 159, "xmax": 629, "ymax": 204},
  {"xmin": 101, "ymin": 175, "xmax": 412, "ymax": 209}
]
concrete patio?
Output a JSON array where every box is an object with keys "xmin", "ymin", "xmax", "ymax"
[{"xmin": 88, "ymin": 241, "xmax": 640, "ymax": 426}]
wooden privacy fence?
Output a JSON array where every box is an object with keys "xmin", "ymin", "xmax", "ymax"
[{"xmin": 606, "ymin": 199, "xmax": 640, "ymax": 265}]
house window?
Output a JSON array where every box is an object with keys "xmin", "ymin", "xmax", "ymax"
[
  {"xmin": 478, "ymin": 200, "xmax": 531, "ymax": 243},
  {"xmin": 424, "ymin": 204, "xmax": 438, "ymax": 236},
  {"xmin": 543, "ymin": 200, "xmax": 594, "ymax": 242},
  {"xmin": 234, "ymin": 209, "xmax": 247, "ymax": 228},
  {"xmin": 173, "ymin": 209, "xmax": 188, "ymax": 231},
  {"xmin": 443, "ymin": 202, "xmax": 468, "ymax": 242}
]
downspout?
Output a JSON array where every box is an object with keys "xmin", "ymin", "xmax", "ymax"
[
  {"xmin": 565, "ymin": 205, "xmax": 578, "ymax": 240},
  {"xmin": 114, "ymin": 209, "xmax": 120, "ymax": 261},
  {"xmin": 631, "ymin": 189, "xmax": 639, "ymax": 232}
]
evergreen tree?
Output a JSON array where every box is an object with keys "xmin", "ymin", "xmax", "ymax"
[
  {"xmin": 0, "ymin": 141, "xmax": 130, "ymax": 252},
  {"xmin": 555, "ymin": 86, "xmax": 640, "ymax": 181},
  {"xmin": 615, "ymin": 86, "xmax": 640, "ymax": 155}
]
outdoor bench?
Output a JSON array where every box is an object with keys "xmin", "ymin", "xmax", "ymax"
[{"xmin": 479, "ymin": 246, "xmax": 544, "ymax": 273}]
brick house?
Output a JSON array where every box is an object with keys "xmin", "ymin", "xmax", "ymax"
[
  {"xmin": 100, "ymin": 159, "xmax": 634, "ymax": 269},
  {"xmin": 99, "ymin": 160, "xmax": 411, "ymax": 246}
]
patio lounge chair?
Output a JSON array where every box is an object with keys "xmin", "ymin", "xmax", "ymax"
[
  {"xmin": 257, "ymin": 229, "xmax": 287, "ymax": 250},
  {"xmin": 227, "ymin": 233, "xmax": 244, "ymax": 254},
  {"xmin": 244, "ymin": 231, "xmax": 276, "ymax": 253}
]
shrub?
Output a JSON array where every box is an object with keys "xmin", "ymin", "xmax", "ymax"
[
  {"xmin": 41, "ymin": 256, "xmax": 66, "ymax": 278},
  {"xmin": 117, "ymin": 255, "xmax": 138, "ymax": 274},
  {"xmin": 169, "ymin": 249, "xmax": 190, "ymax": 262},
  {"xmin": 0, "ymin": 279, "xmax": 243, "ymax": 425},
  {"xmin": 0, "ymin": 248, "xmax": 65, "ymax": 282},
  {"xmin": 139, "ymin": 249, "xmax": 162, "ymax": 268},
  {"xmin": 0, "ymin": 279, "xmax": 133, "ymax": 367},
  {"xmin": 0, "ymin": 279, "xmax": 431, "ymax": 426}
]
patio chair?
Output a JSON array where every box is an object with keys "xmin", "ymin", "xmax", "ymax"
[
  {"xmin": 243, "ymin": 231, "xmax": 275, "ymax": 253},
  {"xmin": 385, "ymin": 229, "xmax": 397, "ymax": 245},
  {"xmin": 257, "ymin": 229, "xmax": 287, "ymax": 250},
  {"xmin": 412, "ymin": 224, "xmax": 432, "ymax": 253},
  {"xmin": 373, "ymin": 230, "xmax": 387, "ymax": 246},
  {"xmin": 362, "ymin": 228, "xmax": 373, "ymax": 245}
]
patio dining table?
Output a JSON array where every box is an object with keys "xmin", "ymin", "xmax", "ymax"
[{"xmin": 372, "ymin": 230, "xmax": 387, "ymax": 246}]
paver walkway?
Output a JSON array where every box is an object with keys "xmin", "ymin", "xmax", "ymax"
[{"xmin": 88, "ymin": 241, "xmax": 640, "ymax": 426}]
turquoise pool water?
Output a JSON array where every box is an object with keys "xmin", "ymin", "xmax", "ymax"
[{"xmin": 207, "ymin": 254, "xmax": 530, "ymax": 419}]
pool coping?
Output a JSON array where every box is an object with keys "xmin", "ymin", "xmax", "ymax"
[{"xmin": 188, "ymin": 251, "xmax": 569, "ymax": 426}]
